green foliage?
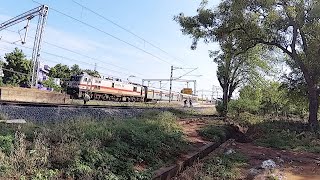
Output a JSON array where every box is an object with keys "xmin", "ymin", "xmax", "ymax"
[
  {"xmin": 237, "ymin": 112, "xmax": 263, "ymax": 126},
  {"xmin": 198, "ymin": 125, "xmax": 228, "ymax": 143},
  {"xmin": 70, "ymin": 64, "xmax": 82, "ymax": 76},
  {"xmin": 200, "ymin": 153, "xmax": 248, "ymax": 180},
  {"xmin": 0, "ymin": 135, "xmax": 13, "ymax": 155},
  {"xmin": 42, "ymin": 77, "xmax": 61, "ymax": 92},
  {"xmin": 0, "ymin": 111, "xmax": 187, "ymax": 179},
  {"xmin": 2, "ymin": 48, "xmax": 31, "ymax": 87},
  {"xmin": 229, "ymin": 81, "xmax": 306, "ymax": 118},
  {"xmin": 175, "ymin": 0, "xmax": 320, "ymax": 128},
  {"xmin": 249, "ymin": 121, "xmax": 320, "ymax": 153},
  {"xmin": 49, "ymin": 63, "xmax": 71, "ymax": 79},
  {"xmin": 82, "ymin": 69, "xmax": 101, "ymax": 78}
]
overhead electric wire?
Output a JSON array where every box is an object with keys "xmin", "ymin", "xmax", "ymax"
[
  {"xmin": 0, "ymin": 38, "xmax": 142, "ymax": 78},
  {"xmin": 31, "ymin": 0, "xmax": 173, "ymax": 66},
  {"xmin": 71, "ymin": 0, "xmax": 190, "ymax": 67},
  {"xmin": 3, "ymin": 28, "xmax": 145, "ymax": 77}
]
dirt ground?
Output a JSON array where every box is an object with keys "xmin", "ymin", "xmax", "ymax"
[
  {"xmin": 225, "ymin": 141, "xmax": 320, "ymax": 180},
  {"xmin": 178, "ymin": 118, "xmax": 211, "ymax": 147},
  {"xmin": 176, "ymin": 118, "xmax": 320, "ymax": 180}
]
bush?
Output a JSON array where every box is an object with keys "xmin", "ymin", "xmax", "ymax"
[
  {"xmin": 216, "ymin": 101, "xmax": 225, "ymax": 116},
  {"xmin": 0, "ymin": 111, "xmax": 187, "ymax": 179},
  {"xmin": 198, "ymin": 125, "xmax": 228, "ymax": 143},
  {"xmin": 236, "ymin": 112, "xmax": 263, "ymax": 126},
  {"xmin": 249, "ymin": 121, "xmax": 320, "ymax": 153}
]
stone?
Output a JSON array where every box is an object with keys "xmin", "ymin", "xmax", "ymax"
[{"xmin": 261, "ymin": 159, "xmax": 277, "ymax": 169}]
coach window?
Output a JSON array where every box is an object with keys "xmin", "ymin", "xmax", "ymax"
[
  {"xmin": 133, "ymin": 87, "xmax": 137, "ymax": 92},
  {"xmin": 112, "ymin": 83, "xmax": 115, "ymax": 88}
]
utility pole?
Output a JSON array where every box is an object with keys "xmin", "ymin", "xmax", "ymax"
[{"xmin": 169, "ymin": 65, "xmax": 173, "ymax": 102}]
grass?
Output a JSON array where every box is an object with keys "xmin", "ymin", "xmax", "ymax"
[
  {"xmin": 177, "ymin": 152, "xmax": 248, "ymax": 180},
  {"xmin": 198, "ymin": 125, "xmax": 229, "ymax": 143},
  {"xmin": 0, "ymin": 111, "xmax": 187, "ymax": 179},
  {"xmin": 248, "ymin": 121, "xmax": 320, "ymax": 153}
]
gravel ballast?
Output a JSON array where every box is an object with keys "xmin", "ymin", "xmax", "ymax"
[{"xmin": 0, "ymin": 105, "xmax": 151, "ymax": 122}]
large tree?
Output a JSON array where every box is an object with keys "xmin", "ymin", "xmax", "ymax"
[
  {"xmin": 175, "ymin": 0, "xmax": 320, "ymax": 130},
  {"xmin": 212, "ymin": 41, "xmax": 269, "ymax": 116},
  {"xmin": 3, "ymin": 48, "xmax": 31, "ymax": 87}
]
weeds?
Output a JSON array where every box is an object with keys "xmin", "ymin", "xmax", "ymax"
[
  {"xmin": 198, "ymin": 125, "xmax": 229, "ymax": 143},
  {"xmin": 248, "ymin": 121, "xmax": 320, "ymax": 153},
  {"xmin": 0, "ymin": 111, "xmax": 187, "ymax": 179},
  {"xmin": 178, "ymin": 152, "xmax": 248, "ymax": 180}
]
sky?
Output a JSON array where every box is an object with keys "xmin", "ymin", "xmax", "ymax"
[{"xmin": 0, "ymin": 0, "xmax": 222, "ymax": 98}]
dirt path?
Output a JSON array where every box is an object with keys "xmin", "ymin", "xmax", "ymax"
[
  {"xmin": 225, "ymin": 141, "xmax": 320, "ymax": 180},
  {"xmin": 178, "ymin": 118, "xmax": 210, "ymax": 147}
]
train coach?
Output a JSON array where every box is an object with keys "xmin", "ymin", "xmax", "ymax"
[{"xmin": 67, "ymin": 73, "xmax": 198, "ymax": 102}]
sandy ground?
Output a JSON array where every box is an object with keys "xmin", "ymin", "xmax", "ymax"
[
  {"xmin": 228, "ymin": 141, "xmax": 320, "ymax": 180},
  {"xmin": 176, "ymin": 118, "xmax": 320, "ymax": 180}
]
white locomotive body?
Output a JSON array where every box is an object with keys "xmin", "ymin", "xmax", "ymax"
[{"xmin": 67, "ymin": 73, "xmax": 198, "ymax": 102}]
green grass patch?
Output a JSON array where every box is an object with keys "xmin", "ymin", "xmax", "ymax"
[
  {"xmin": 198, "ymin": 125, "xmax": 229, "ymax": 143},
  {"xmin": 179, "ymin": 152, "xmax": 248, "ymax": 180},
  {"xmin": 201, "ymin": 152, "xmax": 248, "ymax": 180},
  {"xmin": 0, "ymin": 111, "xmax": 187, "ymax": 179},
  {"xmin": 249, "ymin": 121, "xmax": 320, "ymax": 153}
]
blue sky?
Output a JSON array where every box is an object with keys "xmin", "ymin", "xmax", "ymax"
[{"xmin": 0, "ymin": 0, "xmax": 222, "ymax": 97}]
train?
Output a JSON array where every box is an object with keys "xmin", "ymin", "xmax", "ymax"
[{"xmin": 67, "ymin": 73, "xmax": 198, "ymax": 102}]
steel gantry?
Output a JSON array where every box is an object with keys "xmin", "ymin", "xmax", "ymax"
[{"xmin": 0, "ymin": 5, "xmax": 49, "ymax": 87}]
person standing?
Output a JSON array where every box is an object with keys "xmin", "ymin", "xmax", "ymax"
[
  {"xmin": 84, "ymin": 92, "xmax": 90, "ymax": 105},
  {"xmin": 189, "ymin": 98, "xmax": 193, "ymax": 107}
]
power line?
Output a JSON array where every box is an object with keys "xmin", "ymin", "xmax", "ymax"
[
  {"xmin": 71, "ymin": 0, "xmax": 190, "ymax": 67},
  {"xmin": 0, "ymin": 38, "xmax": 142, "ymax": 78},
  {"xmin": 0, "ymin": 46, "xmax": 127, "ymax": 80},
  {"xmin": 3, "ymin": 28, "xmax": 145, "ymax": 77},
  {"xmin": 31, "ymin": 0, "xmax": 173, "ymax": 66}
]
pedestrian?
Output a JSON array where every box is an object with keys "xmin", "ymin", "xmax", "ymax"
[
  {"xmin": 184, "ymin": 99, "xmax": 188, "ymax": 107},
  {"xmin": 189, "ymin": 98, "xmax": 193, "ymax": 107},
  {"xmin": 84, "ymin": 92, "xmax": 90, "ymax": 105}
]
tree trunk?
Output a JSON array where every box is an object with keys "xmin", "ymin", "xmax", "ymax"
[
  {"xmin": 308, "ymin": 86, "xmax": 319, "ymax": 131},
  {"xmin": 222, "ymin": 87, "xmax": 228, "ymax": 117}
]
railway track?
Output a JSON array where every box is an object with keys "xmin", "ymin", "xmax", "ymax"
[{"xmin": 0, "ymin": 100, "xmax": 166, "ymax": 109}]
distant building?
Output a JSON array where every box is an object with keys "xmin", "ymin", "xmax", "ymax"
[
  {"xmin": 38, "ymin": 63, "xmax": 50, "ymax": 82},
  {"xmin": 37, "ymin": 63, "xmax": 60, "ymax": 91}
]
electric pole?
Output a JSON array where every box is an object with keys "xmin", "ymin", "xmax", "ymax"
[
  {"xmin": 169, "ymin": 65, "xmax": 173, "ymax": 102},
  {"xmin": 0, "ymin": 5, "xmax": 49, "ymax": 87}
]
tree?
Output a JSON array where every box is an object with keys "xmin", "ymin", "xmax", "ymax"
[
  {"xmin": 175, "ymin": 0, "xmax": 320, "ymax": 130},
  {"xmin": 212, "ymin": 42, "xmax": 269, "ymax": 116},
  {"xmin": 49, "ymin": 63, "xmax": 71, "ymax": 79},
  {"xmin": 175, "ymin": 4, "xmax": 270, "ymax": 116},
  {"xmin": 42, "ymin": 77, "xmax": 61, "ymax": 92},
  {"xmin": 82, "ymin": 69, "xmax": 101, "ymax": 78},
  {"xmin": 3, "ymin": 48, "xmax": 31, "ymax": 87},
  {"xmin": 70, "ymin": 64, "xmax": 82, "ymax": 76}
]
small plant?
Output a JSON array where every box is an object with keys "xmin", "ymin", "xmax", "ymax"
[{"xmin": 198, "ymin": 125, "xmax": 228, "ymax": 143}]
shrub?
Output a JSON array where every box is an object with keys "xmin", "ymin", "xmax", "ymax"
[
  {"xmin": 0, "ymin": 135, "xmax": 13, "ymax": 155},
  {"xmin": 237, "ymin": 112, "xmax": 263, "ymax": 126},
  {"xmin": 0, "ymin": 111, "xmax": 187, "ymax": 179},
  {"xmin": 198, "ymin": 125, "xmax": 228, "ymax": 143}
]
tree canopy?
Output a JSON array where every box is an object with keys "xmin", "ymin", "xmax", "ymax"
[
  {"xmin": 175, "ymin": 0, "xmax": 320, "ymax": 130},
  {"xmin": 2, "ymin": 48, "xmax": 31, "ymax": 87}
]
